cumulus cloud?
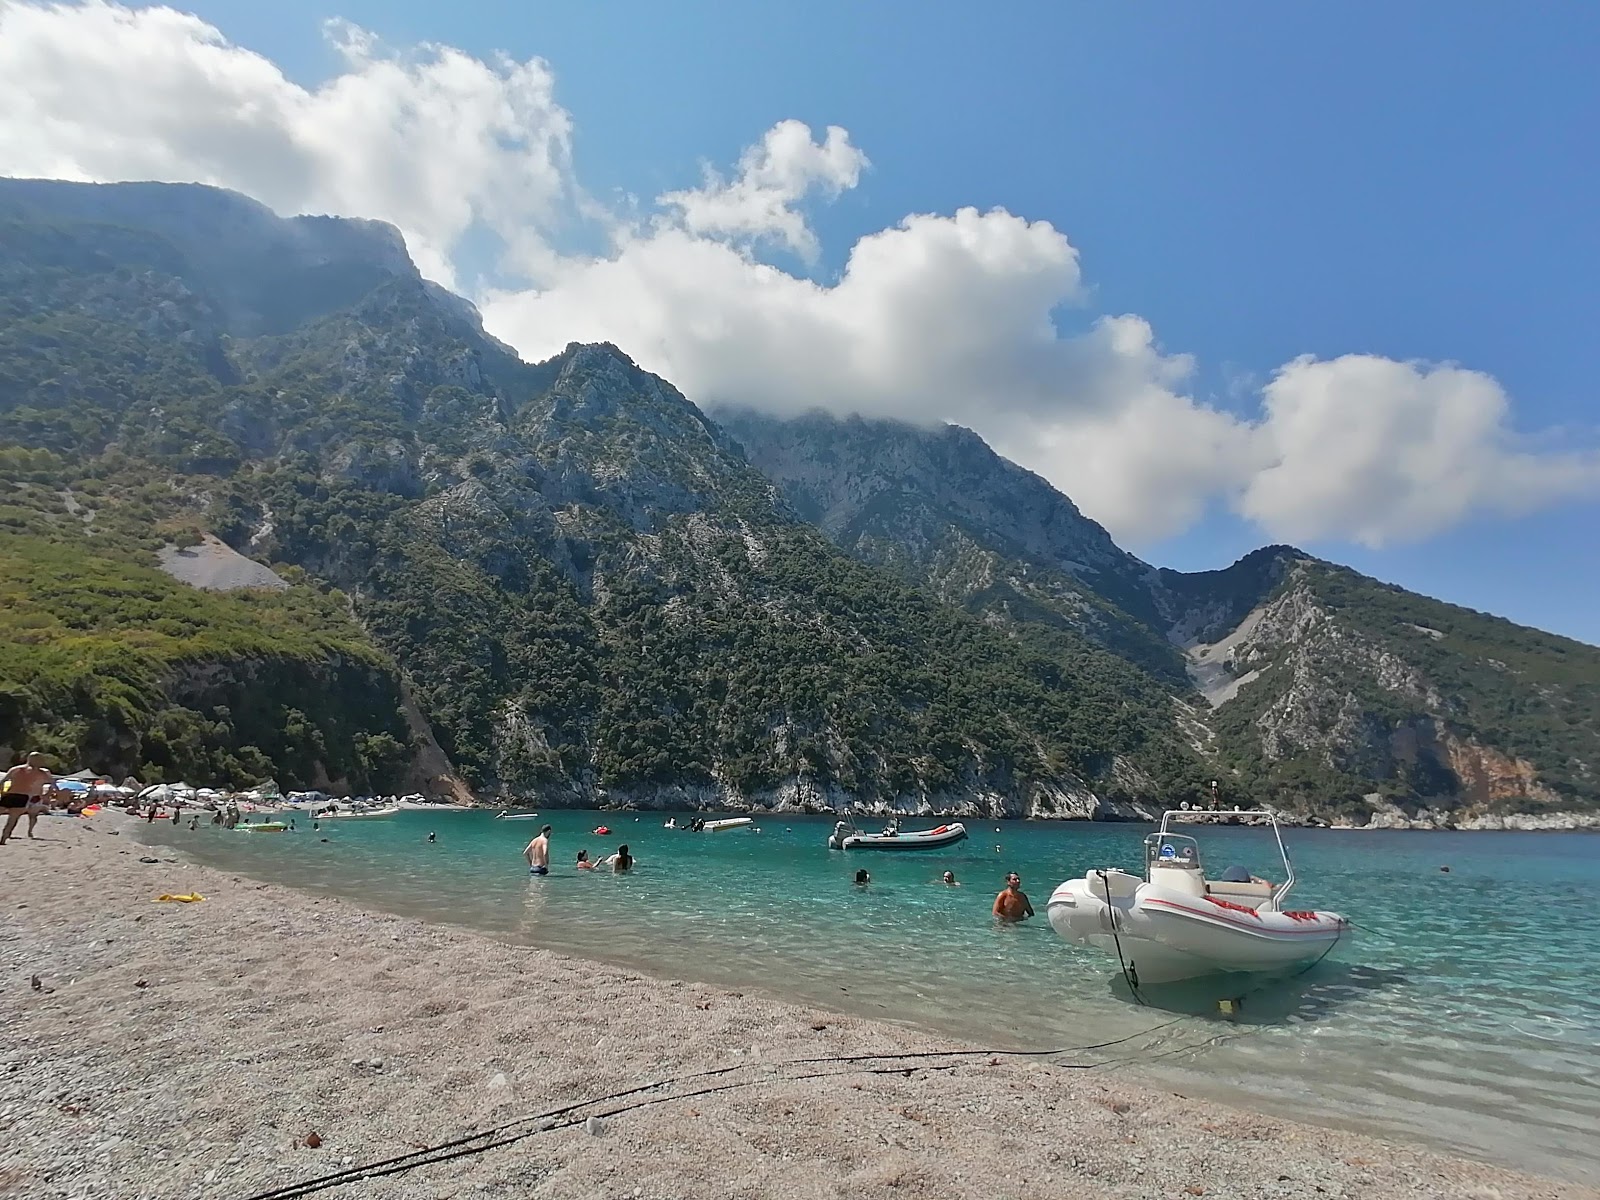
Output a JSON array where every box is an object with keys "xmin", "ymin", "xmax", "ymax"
[
  {"xmin": 1240, "ymin": 356, "xmax": 1600, "ymax": 546},
  {"xmin": 657, "ymin": 119, "xmax": 867, "ymax": 262},
  {"xmin": 4, "ymin": 2, "xmax": 1595, "ymax": 548},
  {"xmin": 0, "ymin": 1, "xmax": 574, "ymax": 286}
]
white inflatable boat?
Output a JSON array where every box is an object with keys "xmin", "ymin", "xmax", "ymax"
[
  {"xmin": 701, "ymin": 817, "xmax": 753, "ymax": 832},
  {"xmin": 828, "ymin": 819, "xmax": 968, "ymax": 850},
  {"xmin": 1046, "ymin": 809, "xmax": 1349, "ymax": 984}
]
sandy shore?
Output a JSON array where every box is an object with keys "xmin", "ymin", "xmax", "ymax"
[{"xmin": 2, "ymin": 819, "xmax": 1593, "ymax": 1200}]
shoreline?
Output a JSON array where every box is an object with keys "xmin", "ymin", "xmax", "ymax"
[
  {"xmin": 4, "ymin": 819, "xmax": 1594, "ymax": 1200},
  {"xmin": 470, "ymin": 799, "xmax": 1600, "ymax": 833}
]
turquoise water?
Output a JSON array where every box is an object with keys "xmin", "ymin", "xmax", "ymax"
[{"xmin": 142, "ymin": 811, "xmax": 1599, "ymax": 1182}]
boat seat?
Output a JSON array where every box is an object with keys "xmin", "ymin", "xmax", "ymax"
[{"xmin": 1204, "ymin": 879, "xmax": 1274, "ymax": 906}]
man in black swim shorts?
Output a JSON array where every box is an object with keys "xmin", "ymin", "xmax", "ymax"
[{"xmin": 2, "ymin": 752, "xmax": 53, "ymax": 845}]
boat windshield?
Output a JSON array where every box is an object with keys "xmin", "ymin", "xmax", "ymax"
[{"xmin": 1145, "ymin": 832, "xmax": 1203, "ymax": 877}]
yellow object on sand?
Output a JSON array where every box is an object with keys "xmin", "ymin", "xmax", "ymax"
[{"xmin": 154, "ymin": 893, "xmax": 205, "ymax": 903}]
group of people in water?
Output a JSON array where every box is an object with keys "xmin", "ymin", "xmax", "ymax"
[
  {"xmin": 522, "ymin": 824, "xmax": 633, "ymax": 876},
  {"xmin": 854, "ymin": 865, "xmax": 1034, "ymax": 922}
]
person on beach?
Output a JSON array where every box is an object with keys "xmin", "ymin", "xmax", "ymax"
[
  {"xmin": 427, "ymin": 831, "xmax": 436, "ymax": 843},
  {"xmin": 575, "ymin": 850, "xmax": 595, "ymax": 870},
  {"xmin": 525, "ymin": 825, "xmax": 552, "ymax": 875},
  {"xmin": 854, "ymin": 869, "xmax": 871, "ymax": 887},
  {"xmin": 611, "ymin": 845, "xmax": 634, "ymax": 874},
  {"xmin": 993, "ymin": 873, "xmax": 1034, "ymax": 923},
  {"xmin": 941, "ymin": 871, "xmax": 959, "ymax": 886},
  {"xmin": 2, "ymin": 752, "xmax": 53, "ymax": 844}
]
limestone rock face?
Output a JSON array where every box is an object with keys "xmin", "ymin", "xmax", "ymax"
[
  {"xmin": 4, "ymin": 176, "xmax": 1596, "ymax": 823},
  {"xmin": 721, "ymin": 411, "xmax": 1600, "ymax": 823}
]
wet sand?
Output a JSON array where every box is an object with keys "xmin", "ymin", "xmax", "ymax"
[{"xmin": 2, "ymin": 817, "xmax": 1593, "ymax": 1200}]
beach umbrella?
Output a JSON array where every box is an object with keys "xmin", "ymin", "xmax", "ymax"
[
  {"xmin": 55, "ymin": 779, "xmax": 91, "ymax": 793},
  {"xmin": 139, "ymin": 784, "xmax": 175, "ymax": 802}
]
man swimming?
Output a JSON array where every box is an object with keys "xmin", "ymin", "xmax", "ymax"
[
  {"xmin": 992, "ymin": 872, "xmax": 1034, "ymax": 923},
  {"xmin": 941, "ymin": 871, "xmax": 959, "ymax": 886},
  {"xmin": 524, "ymin": 824, "xmax": 552, "ymax": 875}
]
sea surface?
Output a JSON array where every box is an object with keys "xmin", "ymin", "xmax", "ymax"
[{"xmin": 139, "ymin": 810, "xmax": 1599, "ymax": 1182}]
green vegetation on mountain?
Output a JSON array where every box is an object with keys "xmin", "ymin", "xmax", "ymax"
[
  {"xmin": 0, "ymin": 506, "xmax": 411, "ymax": 791},
  {"xmin": 5, "ymin": 178, "xmax": 1595, "ymax": 820},
  {"xmin": 727, "ymin": 413, "xmax": 1600, "ymax": 820},
  {"xmin": 0, "ymin": 180, "xmax": 1202, "ymax": 810},
  {"xmin": 1200, "ymin": 556, "xmax": 1600, "ymax": 816}
]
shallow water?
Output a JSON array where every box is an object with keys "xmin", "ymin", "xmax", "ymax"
[{"xmin": 142, "ymin": 811, "xmax": 1600, "ymax": 1182}]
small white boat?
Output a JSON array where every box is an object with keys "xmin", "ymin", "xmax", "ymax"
[
  {"xmin": 701, "ymin": 817, "xmax": 753, "ymax": 832},
  {"xmin": 316, "ymin": 805, "xmax": 400, "ymax": 820},
  {"xmin": 828, "ymin": 819, "xmax": 968, "ymax": 850},
  {"xmin": 1046, "ymin": 809, "xmax": 1349, "ymax": 985}
]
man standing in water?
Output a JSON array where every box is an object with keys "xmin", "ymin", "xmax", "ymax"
[
  {"xmin": 1, "ymin": 752, "xmax": 53, "ymax": 844},
  {"xmin": 524, "ymin": 825, "xmax": 552, "ymax": 876},
  {"xmin": 992, "ymin": 872, "xmax": 1034, "ymax": 923}
]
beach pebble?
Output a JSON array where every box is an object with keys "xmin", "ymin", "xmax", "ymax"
[
  {"xmin": 488, "ymin": 1072, "xmax": 509, "ymax": 1091},
  {"xmin": 585, "ymin": 1116, "xmax": 605, "ymax": 1136}
]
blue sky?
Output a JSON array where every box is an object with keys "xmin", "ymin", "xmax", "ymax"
[{"xmin": 8, "ymin": 2, "xmax": 1599, "ymax": 641}]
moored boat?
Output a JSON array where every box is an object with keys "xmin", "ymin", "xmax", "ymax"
[
  {"xmin": 701, "ymin": 817, "xmax": 753, "ymax": 832},
  {"xmin": 317, "ymin": 805, "xmax": 400, "ymax": 820},
  {"xmin": 1045, "ymin": 809, "xmax": 1350, "ymax": 984},
  {"xmin": 828, "ymin": 819, "xmax": 968, "ymax": 850}
]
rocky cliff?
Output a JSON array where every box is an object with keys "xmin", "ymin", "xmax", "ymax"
[
  {"xmin": 0, "ymin": 179, "xmax": 1195, "ymax": 815},
  {"xmin": 725, "ymin": 412, "xmax": 1600, "ymax": 825},
  {"xmin": 4, "ymin": 178, "xmax": 1595, "ymax": 824}
]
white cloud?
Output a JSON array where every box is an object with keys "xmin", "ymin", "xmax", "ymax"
[
  {"xmin": 657, "ymin": 119, "xmax": 866, "ymax": 262},
  {"xmin": 1240, "ymin": 356, "xmax": 1600, "ymax": 546},
  {"xmin": 4, "ymin": 2, "xmax": 1595, "ymax": 548},
  {"xmin": 0, "ymin": 1, "xmax": 574, "ymax": 287}
]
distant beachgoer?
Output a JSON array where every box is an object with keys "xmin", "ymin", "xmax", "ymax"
[
  {"xmin": 427, "ymin": 831, "xmax": 436, "ymax": 843},
  {"xmin": 289, "ymin": 819, "xmax": 297, "ymax": 831},
  {"xmin": 942, "ymin": 871, "xmax": 959, "ymax": 886},
  {"xmin": 2, "ymin": 752, "xmax": 53, "ymax": 844},
  {"xmin": 525, "ymin": 825, "xmax": 552, "ymax": 875},
  {"xmin": 854, "ymin": 869, "xmax": 870, "ymax": 887},
  {"xmin": 612, "ymin": 845, "xmax": 633, "ymax": 874},
  {"xmin": 188, "ymin": 817, "xmax": 199, "ymax": 831},
  {"xmin": 211, "ymin": 810, "xmax": 223, "ymax": 826},
  {"xmin": 170, "ymin": 807, "xmax": 181, "ymax": 825},
  {"xmin": 576, "ymin": 850, "xmax": 595, "ymax": 870},
  {"xmin": 993, "ymin": 873, "xmax": 1034, "ymax": 923}
]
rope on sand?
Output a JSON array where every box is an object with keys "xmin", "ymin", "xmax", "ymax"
[{"xmin": 240, "ymin": 1014, "xmax": 1223, "ymax": 1200}]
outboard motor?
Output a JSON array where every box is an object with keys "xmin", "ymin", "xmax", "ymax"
[{"xmin": 827, "ymin": 820, "xmax": 850, "ymax": 850}]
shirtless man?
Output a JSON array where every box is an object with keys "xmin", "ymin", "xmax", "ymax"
[
  {"xmin": 524, "ymin": 824, "xmax": 552, "ymax": 876},
  {"xmin": 992, "ymin": 872, "xmax": 1034, "ymax": 923},
  {"xmin": 1, "ymin": 753, "xmax": 53, "ymax": 845}
]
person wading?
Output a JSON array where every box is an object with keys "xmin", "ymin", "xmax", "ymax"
[
  {"xmin": 524, "ymin": 825, "xmax": 552, "ymax": 876},
  {"xmin": 992, "ymin": 872, "xmax": 1034, "ymax": 923},
  {"xmin": 1, "ymin": 753, "xmax": 53, "ymax": 845}
]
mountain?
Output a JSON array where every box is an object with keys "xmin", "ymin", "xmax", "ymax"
[
  {"xmin": 723, "ymin": 410, "xmax": 1600, "ymax": 827},
  {"xmin": 0, "ymin": 178, "xmax": 1200, "ymax": 817},
  {"xmin": 3, "ymin": 178, "xmax": 1594, "ymax": 827}
]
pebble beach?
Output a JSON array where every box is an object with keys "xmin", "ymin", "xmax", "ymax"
[{"xmin": 3, "ymin": 817, "xmax": 1594, "ymax": 1200}]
